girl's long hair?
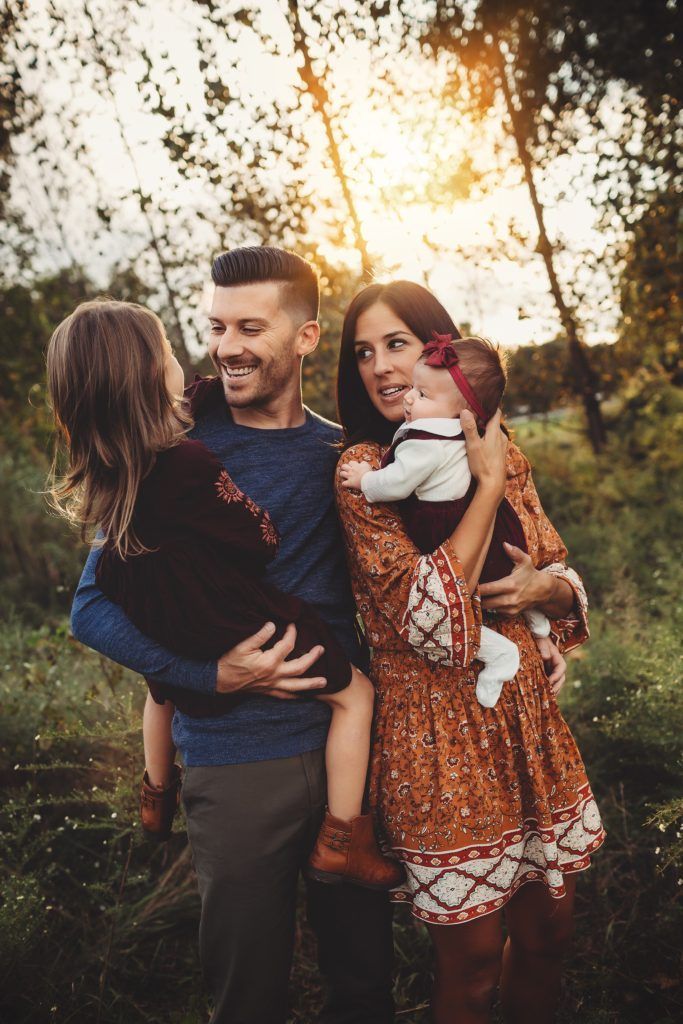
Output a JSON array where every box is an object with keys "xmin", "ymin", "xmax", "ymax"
[
  {"xmin": 336, "ymin": 281, "xmax": 463, "ymax": 448},
  {"xmin": 46, "ymin": 299, "xmax": 192, "ymax": 559}
]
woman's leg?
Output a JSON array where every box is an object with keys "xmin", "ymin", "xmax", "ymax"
[
  {"xmin": 426, "ymin": 911, "xmax": 504, "ymax": 1024},
  {"xmin": 317, "ymin": 667, "xmax": 375, "ymax": 820},
  {"xmin": 500, "ymin": 875, "xmax": 577, "ymax": 1024},
  {"xmin": 142, "ymin": 692, "xmax": 176, "ymax": 788}
]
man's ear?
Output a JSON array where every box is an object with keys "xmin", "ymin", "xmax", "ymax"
[{"xmin": 295, "ymin": 320, "xmax": 321, "ymax": 357}]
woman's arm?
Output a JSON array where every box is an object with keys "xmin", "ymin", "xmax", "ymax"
[
  {"xmin": 336, "ymin": 468, "xmax": 479, "ymax": 669},
  {"xmin": 335, "ymin": 413, "xmax": 507, "ymax": 668},
  {"xmin": 451, "ymin": 410, "xmax": 508, "ymax": 591},
  {"xmin": 479, "ymin": 543, "xmax": 575, "ymax": 618}
]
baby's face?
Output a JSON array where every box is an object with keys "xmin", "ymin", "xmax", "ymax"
[{"xmin": 403, "ymin": 361, "xmax": 465, "ymax": 422}]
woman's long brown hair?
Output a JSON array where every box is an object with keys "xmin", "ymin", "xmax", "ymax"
[
  {"xmin": 46, "ymin": 299, "xmax": 192, "ymax": 558},
  {"xmin": 336, "ymin": 281, "xmax": 463, "ymax": 449}
]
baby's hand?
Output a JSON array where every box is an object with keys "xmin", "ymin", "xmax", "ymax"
[
  {"xmin": 534, "ymin": 635, "xmax": 567, "ymax": 696},
  {"xmin": 340, "ymin": 460, "xmax": 373, "ymax": 490}
]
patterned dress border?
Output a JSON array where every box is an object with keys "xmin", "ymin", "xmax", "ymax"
[{"xmin": 388, "ymin": 782, "xmax": 605, "ymax": 926}]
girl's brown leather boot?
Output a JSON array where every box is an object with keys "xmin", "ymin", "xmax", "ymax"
[
  {"xmin": 307, "ymin": 810, "xmax": 405, "ymax": 889},
  {"xmin": 139, "ymin": 764, "xmax": 182, "ymax": 840}
]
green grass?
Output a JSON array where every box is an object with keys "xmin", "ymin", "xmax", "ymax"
[{"xmin": 2, "ymin": 386, "xmax": 682, "ymax": 1022}]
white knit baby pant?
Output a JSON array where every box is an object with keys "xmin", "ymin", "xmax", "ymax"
[{"xmin": 475, "ymin": 626, "xmax": 521, "ymax": 708}]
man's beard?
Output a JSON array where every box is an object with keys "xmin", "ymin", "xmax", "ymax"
[{"xmin": 217, "ymin": 352, "xmax": 296, "ymax": 409}]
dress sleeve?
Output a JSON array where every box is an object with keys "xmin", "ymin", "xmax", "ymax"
[
  {"xmin": 361, "ymin": 439, "xmax": 444, "ymax": 503},
  {"xmin": 336, "ymin": 445, "xmax": 481, "ymax": 669},
  {"xmin": 164, "ymin": 441, "xmax": 280, "ymax": 561},
  {"xmin": 513, "ymin": 448, "xmax": 589, "ymax": 654}
]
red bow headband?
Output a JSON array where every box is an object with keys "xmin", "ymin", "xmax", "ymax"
[{"xmin": 422, "ymin": 333, "xmax": 488, "ymax": 422}]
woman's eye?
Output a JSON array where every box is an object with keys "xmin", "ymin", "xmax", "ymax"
[
  {"xmin": 388, "ymin": 338, "xmax": 405, "ymax": 350},
  {"xmin": 209, "ymin": 325, "xmax": 222, "ymax": 333},
  {"xmin": 355, "ymin": 347, "xmax": 372, "ymax": 361}
]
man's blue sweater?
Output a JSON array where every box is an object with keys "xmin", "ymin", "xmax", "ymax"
[{"xmin": 70, "ymin": 399, "xmax": 363, "ymax": 766}]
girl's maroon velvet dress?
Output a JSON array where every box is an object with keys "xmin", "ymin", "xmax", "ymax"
[{"xmin": 95, "ymin": 437, "xmax": 352, "ymax": 718}]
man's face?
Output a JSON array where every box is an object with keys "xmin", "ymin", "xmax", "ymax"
[{"xmin": 208, "ymin": 281, "xmax": 304, "ymax": 408}]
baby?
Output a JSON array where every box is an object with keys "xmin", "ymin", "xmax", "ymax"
[{"xmin": 340, "ymin": 332, "xmax": 552, "ymax": 708}]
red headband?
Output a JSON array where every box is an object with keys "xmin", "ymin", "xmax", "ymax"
[{"xmin": 422, "ymin": 333, "xmax": 488, "ymax": 422}]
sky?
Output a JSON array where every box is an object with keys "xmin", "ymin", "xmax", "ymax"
[{"xmin": 9, "ymin": 0, "xmax": 624, "ymax": 351}]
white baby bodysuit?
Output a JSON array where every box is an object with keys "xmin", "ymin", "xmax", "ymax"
[{"xmin": 361, "ymin": 418, "xmax": 471, "ymax": 504}]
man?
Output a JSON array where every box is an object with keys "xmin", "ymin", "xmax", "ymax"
[{"xmin": 70, "ymin": 247, "xmax": 395, "ymax": 1024}]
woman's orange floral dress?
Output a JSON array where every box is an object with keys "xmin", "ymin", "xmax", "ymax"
[{"xmin": 336, "ymin": 441, "xmax": 605, "ymax": 925}]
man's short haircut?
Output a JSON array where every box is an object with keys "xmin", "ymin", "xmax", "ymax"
[{"xmin": 211, "ymin": 246, "xmax": 320, "ymax": 322}]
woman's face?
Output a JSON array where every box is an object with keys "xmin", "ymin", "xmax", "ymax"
[{"xmin": 353, "ymin": 302, "xmax": 424, "ymax": 423}]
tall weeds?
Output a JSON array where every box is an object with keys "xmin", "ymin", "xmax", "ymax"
[{"xmin": 1, "ymin": 384, "xmax": 682, "ymax": 1022}]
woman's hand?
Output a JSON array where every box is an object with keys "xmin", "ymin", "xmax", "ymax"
[
  {"xmin": 479, "ymin": 542, "xmax": 551, "ymax": 616},
  {"xmin": 534, "ymin": 635, "xmax": 567, "ymax": 695},
  {"xmin": 461, "ymin": 409, "xmax": 507, "ymax": 502},
  {"xmin": 480, "ymin": 543, "xmax": 576, "ymax": 619}
]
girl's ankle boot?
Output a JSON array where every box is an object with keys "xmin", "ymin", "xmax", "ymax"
[
  {"xmin": 139, "ymin": 764, "xmax": 182, "ymax": 840},
  {"xmin": 307, "ymin": 810, "xmax": 405, "ymax": 890}
]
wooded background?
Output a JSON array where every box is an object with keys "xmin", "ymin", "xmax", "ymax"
[{"xmin": 1, "ymin": 2, "xmax": 681, "ymax": 1021}]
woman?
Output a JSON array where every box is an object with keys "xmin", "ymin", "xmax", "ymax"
[{"xmin": 334, "ymin": 281, "xmax": 605, "ymax": 1024}]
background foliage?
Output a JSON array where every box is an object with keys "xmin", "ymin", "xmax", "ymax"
[{"xmin": 1, "ymin": 1, "xmax": 681, "ymax": 1022}]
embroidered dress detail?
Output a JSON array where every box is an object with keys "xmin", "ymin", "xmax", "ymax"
[
  {"xmin": 215, "ymin": 469, "xmax": 280, "ymax": 550},
  {"xmin": 542, "ymin": 563, "xmax": 589, "ymax": 652},
  {"xmin": 403, "ymin": 549, "xmax": 473, "ymax": 667},
  {"xmin": 260, "ymin": 517, "xmax": 280, "ymax": 548},
  {"xmin": 391, "ymin": 783, "xmax": 604, "ymax": 925},
  {"xmin": 215, "ymin": 469, "xmax": 244, "ymax": 504},
  {"xmin": 335, "ymin": 440, "xmax": 605, "ymax": 925}
]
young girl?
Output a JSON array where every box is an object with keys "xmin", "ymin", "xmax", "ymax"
[
  {"xmin": 340, "ymin": 332, "xmax": 553, "ymax": 707},
  {"xmin": 46, "ymin": 298, "xmax": 403, "ymax": 890}
]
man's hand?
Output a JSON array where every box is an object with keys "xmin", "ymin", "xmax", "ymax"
[
  {"xmin": 215, "ymin": 622, "xmax": 327, "ymax": 700},
  {"xmin": 479, "ymin": 542, "xmax": 552, "ymax": 616},
  {"xmin": 339, "ymin": 460, "xmax": 373, "ymax": 490},
  {"xmin": 534, "ymin": 635, "xmax": 567, "ymax": 696}
]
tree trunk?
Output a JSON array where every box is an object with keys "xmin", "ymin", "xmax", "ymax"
[
  {"xmin": 286, "ymin": 0, "xmax": 373, "ymax": 280},
  {"xmin": 494, "ymin": 43, "xmax": 607, "ymax": 452},
  {"xmin": 82, "ymin": 0, "xmax": 195, "ymax": 373}
]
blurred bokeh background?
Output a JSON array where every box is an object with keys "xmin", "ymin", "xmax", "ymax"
[{"xmin": 1, "ymin": 1, "xmax": 681, "ymax": 1021}]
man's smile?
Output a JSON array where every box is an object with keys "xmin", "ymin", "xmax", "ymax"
[{"xmin": 221, "ymin": 364, "xmax": 258, "ymax": 380}]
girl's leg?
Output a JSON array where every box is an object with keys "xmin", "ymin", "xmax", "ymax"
[
  {"xmin": 500, "ymin": 875, "xmax": 577, "ymax": 1024},
  {"xmin": 426, "ymin": 912, "xmax": 504, "ymax": 1024},
  {"xmin": 317, "ymin": 666, "xmax": 375, "ymax": 820},
  {"xmin": 142, "ymin": 692, "xmax": 176, "ymax": 788},
  {"xmin": 310, "ymin": 668, "xmax": 403, "ymax": 888}
]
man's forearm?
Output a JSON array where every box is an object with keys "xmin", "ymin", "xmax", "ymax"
[{"xmin": 71, "ymin": 547, "xmax": 218, "ymax": 694}]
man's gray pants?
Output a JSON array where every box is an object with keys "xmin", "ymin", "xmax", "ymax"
[{"xmin": 182, "ymin": 750, "xmax": 395, "ymax": 1024}]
